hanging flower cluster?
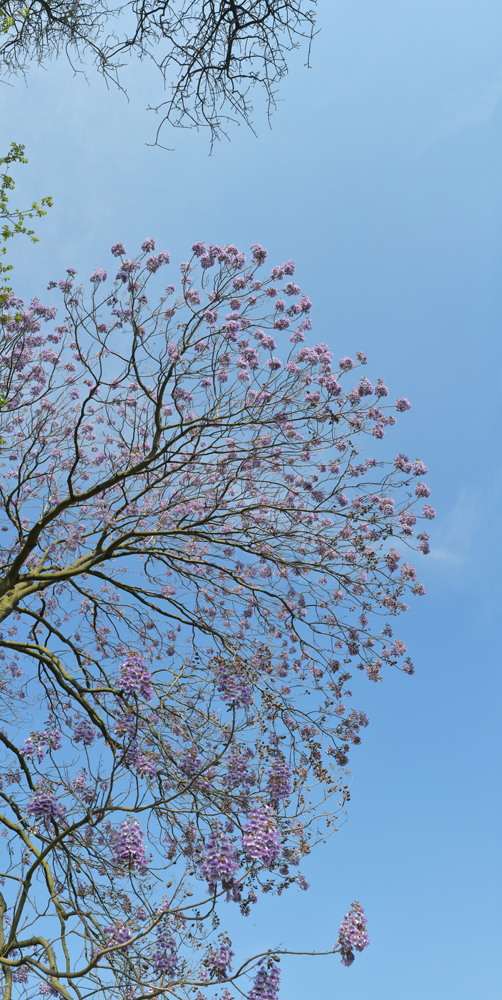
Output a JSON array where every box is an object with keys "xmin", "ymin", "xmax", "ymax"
[
  {"xmin": 335, "ymin": 901, "xmax": 370, "ymax": 967},
  {"xmin": 111, "ymin": 820, "xmax": 149, "ymax": 874},
  {"xmin": 242, "ymin": 807, "xmax": 281, "ymax": 865}
]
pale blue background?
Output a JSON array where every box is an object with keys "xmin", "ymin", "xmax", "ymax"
[{"xmin": 2, "ymin": 1, "xmax": 502, "ymax": 996}]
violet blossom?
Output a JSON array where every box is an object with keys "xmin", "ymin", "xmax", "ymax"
[{"xmin": 335, "ymin": 901, "xmax": 370, "ymax": 967}]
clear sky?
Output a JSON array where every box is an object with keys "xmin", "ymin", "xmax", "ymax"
[{"xmin": 3, "ymin": 1, "xmax": 502, "ymax": 996}]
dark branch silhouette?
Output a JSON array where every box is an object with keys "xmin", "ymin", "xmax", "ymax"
[{"xmin": 0, "ymin": 1, "xmax": 318, "ymax": 144}]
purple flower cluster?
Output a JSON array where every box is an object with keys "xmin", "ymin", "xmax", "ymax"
[
  {"xmin": 399, "ymin": 512, "xmax": 417, "ymax": 535},
  {"xmin": 27, "ymin": 791, "xmax": 61, "ymax": 820},
  {"xmin": 118, "ymin": 654, "xmax": 154, "ymax": 700},
  {"xmin": 417, "ymin": 531, "xmax": 430, "ymax": 555},
  {"xmin": 71, "ymin": 769, "xmax": 89, "ymax": 796},
  {"xmin": 385, "ymin": 547, "xmax": 402, "ymax": 572},
  {"xmin": 267, "ymin": 259, "xmax": 296, "ymax": 280},
  {"xmin": 39, "ymin": 982, "xmax": 58, "ymax": 996},
  {"xmin": 137, "ymin": 753, "xmax": 159, "ymax": 779},
  {"xmin": 200, "ymin": 830, "xmax": 238, "ymax": 890},
  {"xmin": 250, "ymin": 243, "xmax": 268, "ymax": 265},
  {"xmin": 393, "ymin": 453, "xmax": 427, "ymax": 477},
  {"xmin": 335, "ymin": 901, "xmax": 370, "ymax": 967},
  {"xmin": 413, "ymin": 459, "xmax": 428, "ymax": 476},
  {"xmin": 414, "ymin": 481, "xmax": 431, "ymax": 498},
  {"xmin": 266, "ymin": 758, "xmax": 292, "ymax": 803},
  {"xmin": 366, "ymin": 661, "xmax": 383, "ymax": 683},
  {"xmin": 13, "ymin": 967, "xmax": 29, "ymax": 983},
  {"xmin": 90, "ymin": 268, "xmax": 107, "ymax": 284},
  {"xmin": 400, "ymin": 562, "xmax": 417, "ymax": 581},
  {"xmin": 190, "ymin": 241, "xmax": 246, "ymax": 270},
  {"xmin": 111, "ymin": 819, "xmax": 148, "ymax": 874},
  {"xmin": 377, "ymin": 496, "xmax": 395, "ymax": 516},
  {"xmin": 242, "ymin": 807, "xmax": 281, "ymax": 866},
  {"xmin": 215, "ymin": 660, "xmax": 252, "ymax": 709},
  {"xmin": 104, "ymin": 924, "xmax": 133, "ymax": 953},
  {"xmin": 344, "ymin": 710, "xmax": 370, "ymax": 744},
  {"xmin": 224, "ymin": 746, "xmax": 256, "ymax": 789},
  {"xmin": 146, "ymin": 251, "xmax": 170, "ymax": 273},
  {"xmin": 249, "ymin": 958, "xmax": 281, "ymax": 1000},
  {"xmin": 375, "ymin": 378, "xmax": 388, "ymax": 396},
  {"xmin": 153, "ymin": 922, "xmax": 179, "ymax": 977},
  {"xmin": 395, "ymin": 396, "xmax": 411, "ymax": 411},
  {"xmin": 72, "ymin": 718, "xmax": 96, "ymax": 746},
  {"xmin": 19, "ymin": 726, "xmax": 62, "ymax": 763},
  {"xmin": 113, "ymin": 712, "xmax": 137, "ymax": 738},
  {"xmin": 205, "ymin": 936, "xmax": 234, "ymax": 981},
  {"xmin": 394, "ymin": 452, "xmax": 412, "ymax": 473}
]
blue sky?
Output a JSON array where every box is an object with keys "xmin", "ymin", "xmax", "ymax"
[{"xmin": 3, "ymin": 0, "xmax": 502, "ymax": 996}]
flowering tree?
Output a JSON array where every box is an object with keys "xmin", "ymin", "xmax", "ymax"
[
  {"xmin": 0, "ymin": 238, "xmax": 433, "ymax": 1000},
  {"xmin": 0, "ymin": 1, "xmax": 317, "ymax": 144}
]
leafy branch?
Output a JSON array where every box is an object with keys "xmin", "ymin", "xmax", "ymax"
[{"xmin": 0, "ymin": 141, "xmax": 53, "ymax": 285}]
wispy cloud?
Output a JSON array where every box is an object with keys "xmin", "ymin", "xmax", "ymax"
[
  {"xmin": 430, "ymin": 490, "xmax": 482, "ymax": 567},
  {"xmin": 429, "ymin": 471, "xmax": 502, "ymax": 575}
]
